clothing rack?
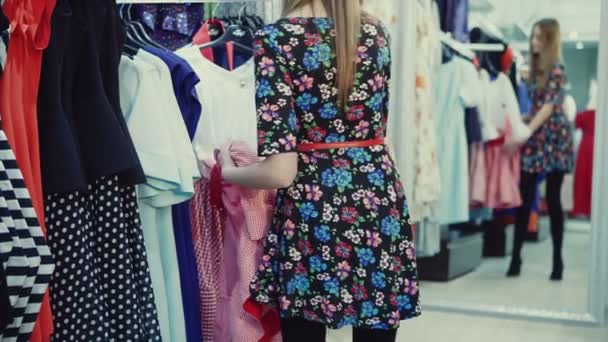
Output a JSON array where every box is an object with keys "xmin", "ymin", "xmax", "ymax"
[
  {"xmin": 116, "ymin": 0, "xmax": 263, "ymax": 3},
  {"xmin": 466, "ymin": 43, "xmax": 505, "ymax": 52},
  {"xmin": 441, "ymin": 32, "xmax": 505, "ymax": 55}
]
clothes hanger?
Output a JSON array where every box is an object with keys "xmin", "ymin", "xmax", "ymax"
[
  {"xmin": 119, "ymin": 4, "xmax": 146, "ymax": 56},
  {"xmin": 195, "ymin": 3, "xmax": 254, "ymax": 53},
  {"xmin": 236, "ymin": 3, "xmax": 255, "ymax": 36},
  {"xmin": 123, "ymin": 3, "xmax": 167, "ymax": 50}
]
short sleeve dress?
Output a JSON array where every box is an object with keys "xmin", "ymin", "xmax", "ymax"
[
  {"xmin": 521, "ymin": 64, "xmax": 574, "ymax": 174},
  {"xmin": 249, "ymin": 16, "xmax": 421, "ymax": 330}
]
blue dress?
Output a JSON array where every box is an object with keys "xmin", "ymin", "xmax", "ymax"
[
  {"xmin": 145, "ymin": 46, "xmax": 204, "ymax": 342},
  {"xmin": 433, "ymin": 57, "xmax": 479, "ymax": 224}
]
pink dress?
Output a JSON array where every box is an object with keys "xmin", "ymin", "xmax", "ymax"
[
  {"xmin": 484, "ymin": 119, "xmax": 522, "ymax": 209},
  {"xmin": 481, "ymin": 73, "xmax": 527, "ymax": 209},
  {"xmin": 191, "ymin": 143, "xmax": 277, "ymax": 342}
]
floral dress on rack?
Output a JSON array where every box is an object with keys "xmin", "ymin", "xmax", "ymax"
[{"xmin": 249, "ymin": 16, "xmax": 421, "ymax": 330}]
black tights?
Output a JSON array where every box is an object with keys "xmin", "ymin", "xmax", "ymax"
[
  {"xmin": 513, "ymin": 171, "xmax": 565, "ymax": 264},
  {"xmin": 281, "ymin": 318, "xmax": 398, "ymax": 342}
]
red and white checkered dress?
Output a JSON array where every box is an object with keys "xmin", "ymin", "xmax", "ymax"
[{"xmin": 191, "ymin": 143, "xmax": 280, "ymax": 342}]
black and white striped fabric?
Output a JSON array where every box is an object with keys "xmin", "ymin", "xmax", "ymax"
[{"xmin": 0, "ymin": 128, "xmax": 54, "ymax": 342}]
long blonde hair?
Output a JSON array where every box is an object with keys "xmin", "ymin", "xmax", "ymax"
[
  {"xmin": 283, "ymin": 0, "xmax": 362, "ymax": 108},
  {"xmin": 529, "ymin": 18, "xmax": 562, "ymax": 89}
]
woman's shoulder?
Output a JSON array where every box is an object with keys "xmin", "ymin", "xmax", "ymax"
[
  {"xmin": 361, "ymin": 13, "xmax": 391, "ymax": 43},
  {"xmin": 254, "ymin": 18, "xmax": 318, "ymax": 45}
]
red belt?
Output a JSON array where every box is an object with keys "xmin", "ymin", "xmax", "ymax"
[{"xmin": 296, "ymin": 138, "xmax": 385, "ymax": 152}]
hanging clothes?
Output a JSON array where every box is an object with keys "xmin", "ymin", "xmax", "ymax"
[
  {"xmin": 132, "ymin": 4, "xmax": 206, "ymax": 51},
  {"xmin": 36, "ymin": 1, "xmax": 161, "ymax": 340},
  {"xmin": 465, "ymin": 107, "xmax": 483, "ymax": 145},
  {"xmin": 0, "ymin": 0, "xmax": 57, "ymax": 338},
  {"xmin": 410, "ymin": 0, "xmax": 441, "ymax": 221},
  {"xmin": 572, "ymin": 110, "xmax": 595, "ymax": 216},
  {"xmin": 469, "ymin": 142, "xmax": 487, "ymax": 207},
  {"xmin": 479, "ymin": 72, "xmax": 527, "ymax": 209},
  {"xmin": 433, "ymin": 56, "xmax": 479, "ymax": 224},
  {"xmin": 38, "ymin": 0, "xmax": 145, "ymax": 196},
  {"xmin": 119, "ymin": 49, "xmax": 200, "ymax": 342},
  {"xmin": 0, "ymin": 127, "xmax": 54, "ymax": 341},
  {"xmin": 45, "ymin": 176, "xmax": 162, "ymax": 341},
  {"xmin": 0, "ymin": 265, "xmax": 9, "ymax": 332},
  {"xmin": 178, "ymin": 32, "xmax": 259, "ymax": 340},
  {"xmin": 190, "ymin": 177, "xmax": 223, "ymax": 342},
  {"xmin": 518, "ymin": 80, "xmax": 533, "ymax": 116},
  {"xmin": 143, "ymin": 45, "xmax": 204, "ymax": 342},
  {"xmin": 212, "ymin": 143, "xmax": 276, "ymax": 342},
  {"xmin": 437, "ymin": 0, "xmax": 469, "ymax": 42},
  {"xmin": 177, "ymin": 46, "xmax": 257, "ymax": 163}
]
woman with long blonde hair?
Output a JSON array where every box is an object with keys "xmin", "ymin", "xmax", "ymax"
[
  {"xmin": 508, "ymin": 18, "xmax": 574, "ymax": 280},
  {"xmin": 218, "ymin": 0, "xmax": 420, "ymax": 341}
]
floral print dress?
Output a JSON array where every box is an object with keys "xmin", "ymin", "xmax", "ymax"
[
  {"xmin": 521, "ymin": 63, "xmax": 574, "ymax": 173},
  {"xmin": 249, "ymin": 16, "xmax": 421, "ymax": 330}
]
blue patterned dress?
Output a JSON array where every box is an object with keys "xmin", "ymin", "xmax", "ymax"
[
  {"xmin": 249, "ymin": 16, "xmax": 421, "ymax": 330},
  {"xmin": 521, "ymin": 63, "xmax": 574, "ymax": 173}
]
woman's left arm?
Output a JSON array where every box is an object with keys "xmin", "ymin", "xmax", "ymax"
[
  {"xmin": 527, "ymin": 64, "xmax": 566, "ymax": 132},
  {"xmin": 219, "ymin": 148, "xmax": 298, "ymax": 189},
  {"xmin": 219, "ymin": 25, "xmax": 300, "ymax": 190}
]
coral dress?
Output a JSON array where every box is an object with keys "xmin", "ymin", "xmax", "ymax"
[{"xmin": 0, "ymin": 0, "xmax": 56, "ymax": 340}]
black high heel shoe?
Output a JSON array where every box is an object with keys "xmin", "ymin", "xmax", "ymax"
[
  {"xmin": 550, "ymin": 260, "xmax": 564, "ymax": 281},
  {"xmin": 506, "ymin": 258, "xmax": 522, "ymax": 277}
]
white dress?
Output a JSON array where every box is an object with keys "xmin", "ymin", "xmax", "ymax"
[
  {"xmin": 119, "ymin": 50, "xmax": 199, "ymax": 342},
  {"xmin": 177, "ymin": 46, "xmax": 258, "ymax": 167},
  {"xmin": 411, "ymin": 0, "xmax": 442, "ymax": 220}
]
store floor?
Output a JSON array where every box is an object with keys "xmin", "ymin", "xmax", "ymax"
[
  {"xmin": 420, "ymin": 219, "xmax": 591, "ymax": 312},
  {"xmin": 327, "ymin": 311, "xmax": 608, "ymax": 342},
  {"xmin": 326, "ymin": 219, "xmax": 607, "ymax": 341}
]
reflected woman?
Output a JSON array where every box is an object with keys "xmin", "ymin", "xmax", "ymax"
[{"xmin": 508, "ymin": 18, "xmax": 575, "ymax": 281}]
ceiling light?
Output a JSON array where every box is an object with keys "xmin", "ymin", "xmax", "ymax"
[{"xmin": 569, "ymin": 31, "xmax": 580, "ymax": 40}]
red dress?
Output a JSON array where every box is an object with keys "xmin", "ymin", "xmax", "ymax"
[
  {"xmin": 572, "ymin": 110, "xmax": 595, "ymax": 216},
  {"xmin": 0, "ymin": 0, "xmax": 56, "ymax": 340}
]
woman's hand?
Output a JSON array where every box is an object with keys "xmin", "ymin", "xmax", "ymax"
[
  {"xmin": 216, "ymin": 142, "xmax": 298, "ymax": 190},
  {"xmin": 217, "ymin": 143, "xmax": 236, "ymax": 170}
]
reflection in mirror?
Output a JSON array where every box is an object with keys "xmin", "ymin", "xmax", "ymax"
[{"xmin": 409, "ymin": 0, "xmax": 601, "ymax": 315}]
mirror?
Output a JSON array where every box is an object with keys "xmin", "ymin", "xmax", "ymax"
[
  {"xmin": 361, "ymin": 0, "xmax": 607, "ymax": 328},
  {"xmin": 400, "ymin": 0, "xmax": 607, "ymax": 325},
  {"xmin": 262, "ymin": 1, "xmax": 607, "ymax": 339}
]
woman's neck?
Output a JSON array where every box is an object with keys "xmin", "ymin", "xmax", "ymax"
[{"xmin": 286, "ymin": 0, "xmax": 328, "ymax": 18}]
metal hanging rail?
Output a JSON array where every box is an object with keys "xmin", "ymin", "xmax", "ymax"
[{"xmin": 116, "ymin": 0, "xmax": 263, "ymax": 3}]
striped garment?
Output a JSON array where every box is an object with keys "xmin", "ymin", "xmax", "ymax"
[{"xmin": 0, "ymin": 128, "xmax": 54, "ymax": 342}]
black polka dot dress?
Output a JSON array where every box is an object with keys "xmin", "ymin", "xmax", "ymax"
[{"xmin": 45, "ymin": 176, "xmax": 162, "ymax": 341}]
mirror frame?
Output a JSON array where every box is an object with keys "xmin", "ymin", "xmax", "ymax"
[{"xmin": 422, "ymin": 0, "xmax": 608, "ymax": 326}]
